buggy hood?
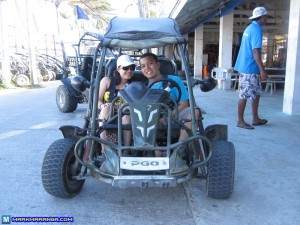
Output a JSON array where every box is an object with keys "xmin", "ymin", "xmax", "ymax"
[{"xmin": 101, "ymin": 17, "xmax": 186, "ymax": 49}]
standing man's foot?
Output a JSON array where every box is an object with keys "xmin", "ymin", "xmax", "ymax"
[
  {"xmin": 252, "ymin": 119, "xmax": 268, "ymax": 126},
  {"xmin": 237, "ymin": 122, "xmax": 254, "ymax": 129}
]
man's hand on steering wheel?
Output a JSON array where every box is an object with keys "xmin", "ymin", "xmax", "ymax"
[{"xmin": 148, "ymin": 78, "xmax": 182, "ymax": 103}]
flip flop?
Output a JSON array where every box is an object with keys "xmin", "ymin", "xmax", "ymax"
[
  {"xmin": 252, "ymin": 119, "xmax": 268, "ymax": 126},
  {"xmin": 237, "ymin": 123, "xmax": 254, "ymax": 129}
]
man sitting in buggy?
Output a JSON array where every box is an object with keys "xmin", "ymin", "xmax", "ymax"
[{"xmin": 139, "ymin": 53, "xmax": 201, "ymax": 155}]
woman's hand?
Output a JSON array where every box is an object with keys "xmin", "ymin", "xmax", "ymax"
[{"xmin": 100, "ymin": 102, "xmax": 111, "ymax": 109}]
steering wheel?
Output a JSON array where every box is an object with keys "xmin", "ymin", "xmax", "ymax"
[{"xmin": 148, "ymin": 78, "xmax": 182, "ymax": 103}]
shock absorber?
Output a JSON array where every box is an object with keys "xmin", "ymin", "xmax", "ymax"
[{"xmin": 83, "ymin": 140, "xmax": 91, "ymax": 162}]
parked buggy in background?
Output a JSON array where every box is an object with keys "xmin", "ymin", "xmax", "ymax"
[
  {"xmin": 7, "ymin": 52, "xmax": 67, "ymax": 87},
  {"xmin": 42, "ymin": 17, "xmax": 235, "ymax": 199},
  {"xmin": 56, "ymin": 32, "xmax": 116, "ymax": 113}
]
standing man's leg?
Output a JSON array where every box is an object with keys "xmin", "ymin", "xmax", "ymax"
[
  {"xmin": 251, "ymin": 95, "xmax": 268, "ymax": 125},
  {"xmin": 252, "ymin": 95, "xmax": 260, "ymax": 123},
  {"xmin": 238, "ymin": 99, "xmax": 247, "ymax": 125},
  {"xmin": 251, "ymin": 75, "xmax": 268, "ymax": 126},
  {"xmin": 237, "ymin": 73, "xmax": 254, "ymax": 129},
  {"xmin": 237, "ymin": 98, "xmax": 254, "ymax": 129}
]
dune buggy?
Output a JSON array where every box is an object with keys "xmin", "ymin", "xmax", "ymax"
[{"xmin": 42, "ymin": 17, "xmax": 235, "ymax": 199}]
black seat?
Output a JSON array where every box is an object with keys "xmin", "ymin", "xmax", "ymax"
[
  {"xmin": 158, "ymin": 57, "xmax": 175, "ymax": 75},
  {"xmin": 132, "ymin": 70, "xmax": 148, "ymax": 84},
  {"xmin": 80, "ymin": 56, "xmax": 93, "ymax": 81},
  {"xmin": 105, "ymin": 58, "xmax": 117, "ymax": 78}
]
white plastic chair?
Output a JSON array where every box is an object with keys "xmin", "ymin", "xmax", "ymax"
[
  {"xmin": 211, "ymin": 68, "xmax": 231, "ymax": 90},
  {"xmin": 228, "ymin": 68, "xmax": 239, "ymax": 90}
]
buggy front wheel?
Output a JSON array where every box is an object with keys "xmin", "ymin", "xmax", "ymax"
[
  {"xmin": 41, "ymin": 138, "xmax": 85, "ymax": 198},
  {"xmin": 206, "ymin": 140, "xmax": 235, "ymax": 199}
]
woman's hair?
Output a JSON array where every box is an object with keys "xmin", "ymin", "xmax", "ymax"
[
  {"xmin": 113, "ymin": 70, "xmax": 122, "ymax": 85},
  {"xmin": 105, "ymin": 59, "xmax": 122, "ymax": 85},
  {"xmin": 113, "ymin": 67, "xmax": 134, "ymax": 85}
]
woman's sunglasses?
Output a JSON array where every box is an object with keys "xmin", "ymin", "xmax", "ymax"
[{"xmin": 120, "ymin": 65, "xmax": 136, "ymax": 71}]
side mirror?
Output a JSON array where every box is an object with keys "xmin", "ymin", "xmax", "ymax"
[
  {"xmin": 199, "ymin": 77, "xmax": 217, "ymax": 92},
  {"xmin": 71, "ymin": 76, "xmax": 90, "ymax": 92}
]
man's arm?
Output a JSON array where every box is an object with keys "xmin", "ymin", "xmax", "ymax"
[{"xmin": 253, "ymin": 48, "xmax": 268, "ymax": 80}]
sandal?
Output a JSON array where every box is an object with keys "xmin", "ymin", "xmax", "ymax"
[
  {"xmin": 252, "ymin": 119, "xmax": 268, "ymax": 126},
  {"xmin": 237, "ymin": 123, "xmax": 254, "ymax": 129}
]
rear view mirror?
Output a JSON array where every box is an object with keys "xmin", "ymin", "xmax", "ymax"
[{"xmin": 199, "ymin": 77, "xmax": 217, "ymax": 92}]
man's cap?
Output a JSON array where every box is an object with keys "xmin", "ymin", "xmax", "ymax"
[
  {"xmin": 249, "ymin": 6, "xmax": 268, "ymax": 19},
  {"xmin": 117, "ymin": 55, "xmax": 135, "ymax": 67}
]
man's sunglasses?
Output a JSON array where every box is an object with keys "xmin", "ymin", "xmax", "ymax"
[{"xmin": 120, "ymin": 65, "xmax": 136, "ymax": 71}]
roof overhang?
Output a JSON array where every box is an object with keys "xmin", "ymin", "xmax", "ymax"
[
  {"xmin": 159, "ymin": 0, "xmax": 245, "ymax": 34},
  {"xmin": 158, "ymin": 0, "xmax": 289, "ymax": 35}
]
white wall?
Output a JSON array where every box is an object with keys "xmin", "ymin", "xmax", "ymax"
[{"xmin": 283, "ymin": 0, "xmax": 300, "ymax": 115}]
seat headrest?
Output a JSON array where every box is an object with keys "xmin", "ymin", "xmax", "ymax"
[
  {"xmin": 80, "ymin": 57, "xmax": 93, "ymax": 81},
  {"xmin": 158, "ymin": 58, "xmax": 174, "ymax": 75},
  {"xmin": 105, "ymin": 58, "xmax": 117, "ymax": 78}
]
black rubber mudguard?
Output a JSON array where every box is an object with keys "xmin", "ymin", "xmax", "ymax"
[
  {"xmin": 205, "ymin": 124, "xmax": 228, "ymax": 141},
  {"xmin": 59, "ymin": 125, "xmax": 86, "ymax": 140},
  {"xmin": 60, "ymin": 77, "xmax": 82, "ymax": 96}
]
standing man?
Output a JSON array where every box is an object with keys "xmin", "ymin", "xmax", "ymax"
[{"xmin": 234, "ymin": 6, "xmax": 268, "ymax": 129}]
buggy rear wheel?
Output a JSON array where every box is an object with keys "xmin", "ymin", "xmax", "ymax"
[
  {"xmin": 15, "ymin": 74, "xmax": 29, "ymax": 87},
  {"xmin": 41, "ymin": 138, "xmax": 85, "ymax": 198},
  {"xmin": 56, "ymin": 85, "xmax": 78, "ymax": 113},
  {"xmin": 206, "ymin": 140, "xmax": 235, "ymax": 199}
]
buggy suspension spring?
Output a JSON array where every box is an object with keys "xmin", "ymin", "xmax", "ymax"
[
  {"xmin": 74, "ymin": 136, "xmax": 118, "ymax": 172},
  {"xmin": 83, "ymin": 141, "xmax": 91, "ymax": 162}
]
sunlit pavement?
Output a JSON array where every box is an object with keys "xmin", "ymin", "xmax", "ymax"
[{"xmin": 189, "ymin": 86, "xmax": 300, "ymax": 225}]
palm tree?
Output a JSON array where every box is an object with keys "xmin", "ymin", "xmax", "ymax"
[
  {"xmin": 148, "ymin": 0, "xmax": 161, "ymax": 18},
  {"xmin": 136, "ymin": 0, "xmax": 161, "ymax": 18}
]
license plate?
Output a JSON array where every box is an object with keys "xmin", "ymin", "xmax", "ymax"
[{"xmin": 120, "ymin": 157, "xmax": 169, "ymax": 171}]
